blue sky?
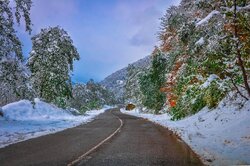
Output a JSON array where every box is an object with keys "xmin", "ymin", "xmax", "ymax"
[{"xmin": 16, "ymin": 0, "xmax": 180, "ymax": 83}]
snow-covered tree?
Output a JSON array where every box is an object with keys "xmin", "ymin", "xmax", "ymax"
[
  {"xmin": 193, "ymin": 0, "xmax": 250, "ymax": 99},
  {"xmin": 124, "ymin": 64, "xmax": 144, "ymax": 108},
  {"xmin": 68, "ymin": 80, "xmax": 115, "ymax": 112},
  {"xmin": 124, "ymin": 64, "xmax": 136, "ymax": 103},
  {"xmin": 0, "ymin": 0, "xmax": 32, "ymax": 106},
  {"xmin": 28, "ymin": 26, "xmax": 80, "ymax": 105},
  {"xmin": 139, "ymin": 48, "xmax": 167, "ymax": 114},
  {"xmin": 154, "ymin": 0, "xmax": 250, "ymax": 120},
  {"xmin": 221, "ymin": 0, "xmax": 250, "ymax": 98},
  {"xmin": 86, "ymin": 79, "xmax": 116, "ymax": 108}
]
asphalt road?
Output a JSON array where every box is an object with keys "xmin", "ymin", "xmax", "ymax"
[{"xmin": 0, "ymin": 108, "xmax": 203, "ymax": 166}]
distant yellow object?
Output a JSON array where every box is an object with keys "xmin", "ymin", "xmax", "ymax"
[{"xmin": 125, "ymin": 104, "xmax": 136, "ymax": 110}]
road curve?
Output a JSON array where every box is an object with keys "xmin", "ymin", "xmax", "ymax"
[
  {"xmin": 67, "ymin": 110, "xmax": 123, "ymax": 166},
  {"xmin": 77, "ymin": 109, "xmax": 203, "ymax": 166},
  {"xmin": 0, "ymin": 109, "xmax": 121, "ymax": 166},
  {"xmin": 0, "ymin": 108, "xmax": 203, "ymax": 166}
]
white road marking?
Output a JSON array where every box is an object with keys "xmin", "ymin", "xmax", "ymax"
[{"xmin": 67, "ymin": 110, "xmax": 124, "ymax": 166}]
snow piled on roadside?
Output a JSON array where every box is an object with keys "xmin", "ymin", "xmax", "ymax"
[
  {"xmin": 2, "ymin": 98, "xmax": 77, "ymax": 121},
  {"xmin": 0, "ymin": 99, "xmax": 107, "ymax": 148},
  {"xmin": 121, "ymin": 93, "xmax": 250, "ymax": 165}
]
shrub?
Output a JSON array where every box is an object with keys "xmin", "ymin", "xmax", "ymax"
[
  {"xmin": 54, "ymin": 97, "xmax": 67, "ymax": 109},
  {"xmin": 170, "ymin": 102, "xmax": 187, "ymax": 120},
  {"xmin": 203, "ymin": 82, "xmax": 225, "ymax": 109},
  {"xmin": 191, "ymin": 94, "xmax": 206, "ymax": 114},
  {"xmin": 170, "ymin": 78, "xmax": 226, "ymax": 120}
]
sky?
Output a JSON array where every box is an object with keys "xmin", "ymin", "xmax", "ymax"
[{"xmin": 16, "ymin": 0, "xmax": 181, "ymax": 83}]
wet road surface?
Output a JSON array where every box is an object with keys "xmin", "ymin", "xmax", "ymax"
[{"xmin": 0, "ymin": 108, "xmax": 203, "ymax": 166}]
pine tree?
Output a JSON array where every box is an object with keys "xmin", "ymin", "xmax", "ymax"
[
  {"xmin": 28, "ymin": 26, "xmax": 80, "ymax": 105},
  {"xmin": 0, "ymin": 0, "xmax": 32, "ymax": 106}
]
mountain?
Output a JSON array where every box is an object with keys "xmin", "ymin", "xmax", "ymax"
[{"xmin": 100, "ymin": 56, "xmax": 151, "ymax": 102}]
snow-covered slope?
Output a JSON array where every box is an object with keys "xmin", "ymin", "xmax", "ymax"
[
  {"xmin": 100, "ymin": 56, "xmax": 151, "ymax": 102},
  {"xmin": 122, "ymin": 92, "xmax": 250, "ymax": 165},
  {"xmin": 0, "ymin": 99, "xmax": 107, "ymax": 148}
]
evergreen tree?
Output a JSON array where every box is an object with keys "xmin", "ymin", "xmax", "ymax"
[
  {"xmin": 68, "ymin": 80, "xmax": 115, "ymax": 112},
  {"xmin": 0, "ymin": 0, "xmax": 32, "ymax": 106},
  {"xmin": 28, "ymin": 26, "xmax": 80, "ymax": 105},
  {"xmin": 139, "ymin": 48, "xmax": 167, "ymax": 114},
  {"xmin": 124, "ymin": 64, "xmax": 144, "ymax": 109},
  {"xmin": 68, "ymin": 83, "xmax": 87, "ymax": 112},
  {"xmin": 125, "ymin": 65, "xmax": 138, "ymax": 103}
]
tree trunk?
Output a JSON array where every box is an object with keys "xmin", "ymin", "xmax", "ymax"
[{"xmin": 233, "ymin": 0, "xmax": 250, "ymax": 98}]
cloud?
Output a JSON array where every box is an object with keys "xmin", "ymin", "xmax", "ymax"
[
  {"xmin": 30, "ymin": 0, "xmax": 78, "ymax": 34},
  {"xmin": 129, "ymin": 6, "xmax": 161, "ymax": 46}
]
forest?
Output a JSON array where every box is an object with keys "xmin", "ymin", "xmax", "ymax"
[{"xmin": 124, "ymin": 0, "xmax": 250, "ymax": 120}]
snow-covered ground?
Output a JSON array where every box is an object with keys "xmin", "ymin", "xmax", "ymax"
[
  {"xmin": 122, "ymin": 93, "xmax": 250, "ymax": 165},
  {"xmin": 0, "ymin": 99, "xmax": 108, "ymax": 148}
]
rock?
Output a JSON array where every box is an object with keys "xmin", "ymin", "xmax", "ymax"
[
  {"xmin": 0, "ymin": 107, "xmax": 3, "ymax": 117},
  {"xmin": 206, "ymin": 159, "xmax": 213, "ymax": 162}
]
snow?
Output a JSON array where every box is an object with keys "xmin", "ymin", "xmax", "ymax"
[
  {"xmin": 116, "ymin": 80, "xmax": 124, "ymax": 85},
  {"xmin": 240, "ymin": 4, "xmax": 250, "ymax": 11},
  {"xmin": 121, "ymin": 93, "xmax": 250, "ymax": 165},
  {"xmin": 195, "ymin": 37, "xmax": 205, "ymax": 46},
  {"xmin": 221, "ymin": 5, "xmax": 250, "ymax": 12},
  {"xmin": 196, "ymin": 10, "xmax": 220, "ymax": 26},
  {"xmin": 0, "ymin": 99, "xmax": 108, "ymax": 148},
  {"xmin": 200, "ymin": 74, "xmax": 219, "ymax": 88}
]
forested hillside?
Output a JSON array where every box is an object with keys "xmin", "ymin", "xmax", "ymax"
[
  {"xmin": 116, "ymin": 0, "xmax": 250, "ymax": 119},
  {"xmin": 100, "ymin": 56, "xmax": 151, "ymax": 102},
  {"xmin": 68, "ymin": 80, "xmax": 116, "ymax": 113}
]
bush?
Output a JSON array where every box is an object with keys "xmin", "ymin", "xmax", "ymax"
[
  {"xmin": 79, "ymin": 106, "xmax": 88, "ymax": 114},
  {"xmin": 203, "ymin": 82, "xmax": 225, "ymax": 109},
  {"xmin": 170, "ymin": 103, "xmax": 187, "ymax": 120},
  {"xmin": 191, "ymin": 94, "xmax": 206, "ymax": 114},
  {"xmin": 86, "ymin": 100, "xmax": 101, "ymax": 110},
  {"xmin": 170, "ymin": 79, "xmax": 226, "ymax": 120},
  {"xmin": 54, "ymin": 97, "xmax": 67, "ymax": 109}
]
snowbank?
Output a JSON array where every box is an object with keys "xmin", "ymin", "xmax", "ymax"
[
  {"xmin": 0, "ymin": 99, "xmax": 107, "ymax": 148},
  {"xmin": 2, "ymin": 98, "xmax": 77, "ymax": 121},
  {"xmin": 121, "ymin": 93, "xmax": 250, "ymax": 165}
]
